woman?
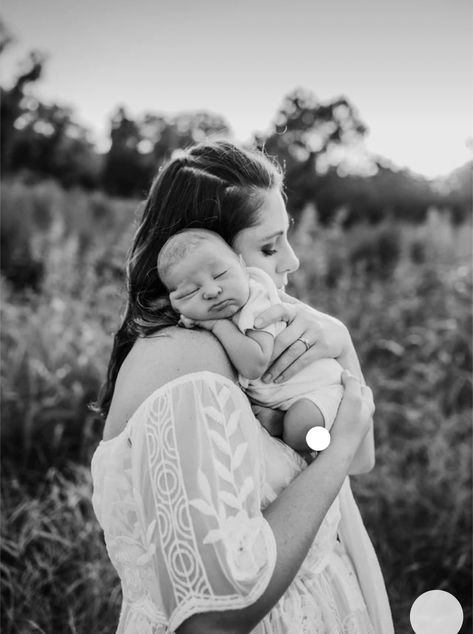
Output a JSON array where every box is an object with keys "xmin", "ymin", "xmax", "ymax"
[{"xmin": 91, "ymin": 141, "xmax": 394, "ymax": 633}]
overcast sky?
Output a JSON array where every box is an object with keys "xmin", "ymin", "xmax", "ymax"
[{"xmin": 2, "ymin": 0, "xmax": 472, "ymax": 178}]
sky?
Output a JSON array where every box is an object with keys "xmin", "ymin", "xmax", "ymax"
[{"xmin": 2, "ymin": 0, "xmax": 472, "ymax": 178}]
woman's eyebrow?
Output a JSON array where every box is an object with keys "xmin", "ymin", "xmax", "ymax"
[{"xmin": 260, "ymin": 230, "xmax": 284, "ymax": 241}]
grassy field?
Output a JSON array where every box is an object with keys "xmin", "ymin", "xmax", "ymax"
[{"xmin": 1, "ymin": 180, "xmax": 472, "ymax": 633}]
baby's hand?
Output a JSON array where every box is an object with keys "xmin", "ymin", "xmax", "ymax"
[
  {"xmin": 194, "ymin": 319, "xmax": 218, "ymax": 331},
  {"xmin": 179, "ymin": 315, "xmax": 217, "ymax": 331},
  {"xmin": 179, "ymin": 315, "xmax": 198, "ymax": 329}
]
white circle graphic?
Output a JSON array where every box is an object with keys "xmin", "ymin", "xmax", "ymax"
[
  {"xmin": 305, "ymin": 426, "xmax": 331, "ymax": 451},
  {"xmin": 410, "ymin": 590, "xmax": 463, "ymax": 634}
]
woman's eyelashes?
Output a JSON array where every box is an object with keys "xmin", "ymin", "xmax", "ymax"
[{"xmin": 262, "ymin": 245, "xmax": 278, "ymax": 256}]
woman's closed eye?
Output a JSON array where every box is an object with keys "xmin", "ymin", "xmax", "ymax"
[{"xmin": 262, "ymin": 245, "xmax": 278, "ymax": 256}]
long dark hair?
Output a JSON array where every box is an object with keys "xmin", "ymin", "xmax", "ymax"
[{"xmin": 95, "ymin": 140, "xmax": 283, "ymax": 418}]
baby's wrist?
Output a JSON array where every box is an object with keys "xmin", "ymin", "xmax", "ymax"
[{"xmin": 210, "ymin": 319, "xmax": 225, "ymax": 335}]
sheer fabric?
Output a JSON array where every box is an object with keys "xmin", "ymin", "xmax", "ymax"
[{"xmin": 91, "ymin": 371, "xmax": 392, "ymax": 633}]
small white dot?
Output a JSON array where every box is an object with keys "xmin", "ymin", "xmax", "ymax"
[
  {"xmin": 410, "ymin": 590, "xmax": 463, "ymax": 634},
  {"xmin": 305, "ymin": 426, "xmax": 331, "ymax": 451}
]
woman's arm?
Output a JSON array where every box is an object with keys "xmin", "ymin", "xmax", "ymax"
[
  {"xmin": 177, "ymin": 370, "xmax": 372, "ymax": 634},
  {"xmin": 137, "ymin": 330, "xmax": 370, "ymax": 634}
]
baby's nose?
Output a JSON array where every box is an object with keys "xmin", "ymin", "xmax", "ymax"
[{"xmin": 203, "ymin": 284, "xmax": 222, "ymax": 300}]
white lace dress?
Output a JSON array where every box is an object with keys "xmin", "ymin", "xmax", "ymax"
[{"xmin": 91, "ymin": 371, "xmax": 391, "ymax": 633}]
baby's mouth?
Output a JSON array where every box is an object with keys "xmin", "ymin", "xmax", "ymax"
[{"xmin": 211, "ymin": 298, "xmax": 233, "ymax": 311}]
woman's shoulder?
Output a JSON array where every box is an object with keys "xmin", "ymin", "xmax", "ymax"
[
  {"xmin": 103, "ymin": 327, "xmax": 237, "ymax": 441},
  {"xmin": 131, "ymin": 326, "xmax": 236, "ymax": 376}
]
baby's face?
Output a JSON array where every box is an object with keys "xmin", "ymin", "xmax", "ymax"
[{"xmin": 167, "ymin": 241, "xmax": 250, "ymax": 321}]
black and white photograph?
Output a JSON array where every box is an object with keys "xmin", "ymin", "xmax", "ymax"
[{"xmin": 1, "ymin": 1, "xmax": 472, "ymax": 632}]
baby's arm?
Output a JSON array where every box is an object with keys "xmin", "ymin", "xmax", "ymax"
[{"xmin": 211, "ymin": 320, "xmax": 274, "ymax": 380}]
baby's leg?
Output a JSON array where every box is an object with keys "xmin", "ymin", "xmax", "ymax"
[{"xmin": 282, "ymin": 398, "xmax": 325, "ymax": 451}]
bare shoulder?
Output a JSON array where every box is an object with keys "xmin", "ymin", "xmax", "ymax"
[
  {"xmin": 138, "ymin": 326, "xmax": 235, "ymax": 371},
  {"xmin": 103, "ymin": 327, "xmax": 236, "ymax": 440}
]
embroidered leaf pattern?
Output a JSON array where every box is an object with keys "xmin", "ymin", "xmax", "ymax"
[
  {"xmin": 214, "ymin": 461, "xmax": 233, "ymax": 484},
  {"xmin": 209, "ymin": 429, "xmax": 232, "ymax": 456},
  {"xmin": 226, "ymin": 410, "xmax": 240, "ymax": 437},
  {"xmin": 202, "ymin": 529, "xmax": 222, "ymax": 545},
  {"xmin": 204, "ymin": 405, "xmax": 225, "ymax": 425},
  {"xmin": 146, "ymin": 519, "xmax": 156, "ymax": 542},
  {"xmin": 198, "ymin": 470, "xmax": 212, "ymax": 503},
  {"xmin": 232, "ymin": 442, "xmax": 248, "ymax": 470},
  {"xmin": 238, "ymin": 477, "xmax": 254, "ymax": 503},
  {"xmin": 217, "ymin": 386, "xmax": 231, "ymax": 409},
  {"xmin": 220, "ymin": 491, "xmax": 241, "ymax": 510},
  {"xmin": 189, "ymin": 499, "xmax": 215, "ymax": 516}
]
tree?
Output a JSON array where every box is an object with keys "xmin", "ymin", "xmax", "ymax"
[
  {"xmin": 102, "ymin": 107, "xmax": 150, "ymax": 197},
  {"xmin": 9, "ymin": 100, "xmax": 100, "ymax": 188},
  {"xmin": 102, "ymin": 108, "xmax": 231, "ymax": 197},
  {"xmin": 0, "ymin": 41, "xmax": 44, "ymax": 173},
  {"xmin": 255, "ymin": 88, "xmax": 368, "ymax": 219},
  {"xmin": 0, "ymin": 23, "xmax": 99, "ymax": 187}
]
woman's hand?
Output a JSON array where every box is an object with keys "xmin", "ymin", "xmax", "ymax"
[
  {"xmin": 253, "ymin": 299, "xmax": 350, "ymax": 384},
  {"xmin": 331, "ymin": 370, "xmax": 374, "ymax": 449}
]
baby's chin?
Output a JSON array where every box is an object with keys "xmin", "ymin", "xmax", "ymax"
[{"xmin": 204, "ymin": 302, "xmax": 242, "ymax": 320}]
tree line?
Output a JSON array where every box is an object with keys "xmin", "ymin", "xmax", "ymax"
[{"xmin": 1, "ymin": 23, "xmax": 471, "ymax": 225}]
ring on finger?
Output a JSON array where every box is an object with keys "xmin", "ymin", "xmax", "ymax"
[{"xmin": 296, "ymin": 336, "xmax": 311, "ymax": 351}]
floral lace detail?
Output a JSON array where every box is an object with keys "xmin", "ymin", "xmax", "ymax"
[{"xmin": 91, "ymin": 371, "xmax": 380, "ymax": 634}]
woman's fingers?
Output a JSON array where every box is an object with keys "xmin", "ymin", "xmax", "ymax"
[
  {"xmin": 264, "ymin": 336, "xmax": 319, "ymax": 382},
  {"xmin": 333, "ymin": 371, "xmax": 373, "ymax": 441},
  {"xmin": 341, "ymin": 368, "xmax": 361, "ymax": 390},
  {"xmin": 265, "ymin": 319, "xmax": 329, "ymax": 381},
  {"xmin": 361, "ymin": 385, "xmax": 375, "ymax": 418},
  {"xmin": 269, "ymin": 319, "xmax": 307, "ymax": 360}
]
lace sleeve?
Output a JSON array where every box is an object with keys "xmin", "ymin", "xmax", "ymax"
[{"xmin": 130, "ymin": 372, "xmax": 277, "ymax": 632}]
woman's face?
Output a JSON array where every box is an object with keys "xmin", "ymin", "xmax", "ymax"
[{"xmin": 232, "ymin": 188, "xmax": 300, "ymax": 291}]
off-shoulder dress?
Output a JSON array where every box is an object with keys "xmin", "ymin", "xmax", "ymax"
[{"xmin": 91, "ymin": 371, "xmax": 393, "ymax": 633}]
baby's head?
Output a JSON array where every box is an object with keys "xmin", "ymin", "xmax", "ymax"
[{"xmin": 157, "ymin": 229, "xmax": 250, "ymax": 321}]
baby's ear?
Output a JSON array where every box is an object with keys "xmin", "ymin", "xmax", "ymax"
[{"xmin": 238, "ymin": 254, "xmax": 247, "ymax": 268}]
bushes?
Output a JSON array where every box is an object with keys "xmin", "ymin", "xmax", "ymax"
[
  {"xmin": 0, "ymin": 179, "xmax": 137, "ymax": 292},
  {"xmin": 1, "ymin": 467, "xmax": 121, "ymax": 634},
  {"xmin": 1, "ymin": 182, "xmax": 472, "ymax": 632}
]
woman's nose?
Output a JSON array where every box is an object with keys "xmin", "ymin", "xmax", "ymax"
[
  {"xmin": 202, "ymin": 284, "xmax": 222, "ymax": 300},
  {"xmin": 278, "ymin": 245, "xmax": 300, "ymax": 274}
]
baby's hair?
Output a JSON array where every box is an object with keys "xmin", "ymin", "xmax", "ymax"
[{"xmin": 157, "ymin": 228, "xmax": 234, "ymax": 288}]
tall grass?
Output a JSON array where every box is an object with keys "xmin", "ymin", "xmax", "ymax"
[{"xmin": 1, "ymin": 180, "xmax": 472, "ymax": 633}]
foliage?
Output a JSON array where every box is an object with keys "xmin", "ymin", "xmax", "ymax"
[
  {"xmin": 255, "ymin": 88, "xmax": 369, "ymax": 216},
  {"xmin": 1, "ymin": 34, "xmax": 471, "ymax": 223},
  {"xmin": 102, "ymin": 107, "xmax": 231, "ymax": 197},
  {"xmin": 0, "ymin": 179, "xmax": 136, "ymax": 292},
  {"xmin": 0, "ymin": 42, "xmax": 99, "ymax": 189},
  {"xmin": 1, "ymin": 467, "xmax": 120, "ymax": 634},
  {"xmin": 1, "ymin": 182, "xmax": 471, "ymax": 632}
]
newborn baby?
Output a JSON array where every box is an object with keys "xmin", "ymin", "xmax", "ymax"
[{"xmin": 157, "ymin": 228, "xmax": 344, "ymax": 449}]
